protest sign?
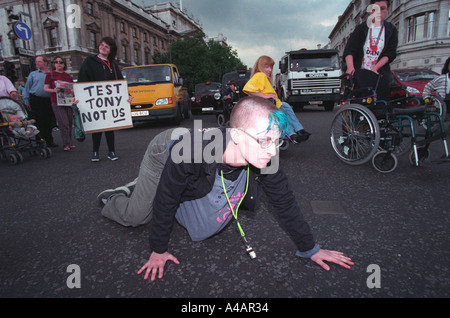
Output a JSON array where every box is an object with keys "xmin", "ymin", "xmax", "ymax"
[{"xmin": 73, "ymin": 80, "xmax": 133, "ymax": 134}]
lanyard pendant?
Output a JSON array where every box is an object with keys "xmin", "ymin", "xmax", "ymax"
[
  {"xmin": 246, "ymin": 245, "xmax": 256, "ymax": 259},
  {"xmin": 241, "ymin": 234, "xmax": 256, "ymax": 259}
]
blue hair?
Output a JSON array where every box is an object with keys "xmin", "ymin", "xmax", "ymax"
[{"xmin": 267, "ymin": 110, "xmax": 289, "ymax": 136}]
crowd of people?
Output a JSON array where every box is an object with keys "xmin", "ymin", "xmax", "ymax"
[{"xmin": 1, "ymin": 37, "xmax": 130, "ymax": 160}]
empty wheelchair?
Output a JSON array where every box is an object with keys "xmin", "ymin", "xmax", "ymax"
[{"xmin": 330, "ymin": 69, "xmax": 449, "ymax": 173}]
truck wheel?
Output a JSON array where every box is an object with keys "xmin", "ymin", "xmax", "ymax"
[
  {"xmin": 293, "ymin": 103, "xmax": 304, "ymax": 111},
  {"xmin": 183, "ymin": 96, "xmax": 192, "ymax": 119},
  {"xmin": 324, "ymin": 102, "xmax": 334, "ymax": 111},
  {"xmin": 280, "ymin": 89, "xmax": 287, "ymax": 102}
]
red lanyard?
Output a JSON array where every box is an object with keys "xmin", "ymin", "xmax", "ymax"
[
  {"xmin": 98, "ymin": 56, "xmax": 113, "ymax": 73},
  {"xmin": 369, "ymin": 24, "xmax": 384, "ymax": 53}
]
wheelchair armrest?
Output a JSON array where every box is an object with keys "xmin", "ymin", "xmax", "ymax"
[{"xmin": 391, "ymin": 105, "xmax": 427, "ymax": 115}]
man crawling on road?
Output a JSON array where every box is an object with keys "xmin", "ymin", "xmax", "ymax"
[{"xmin": 97, "ymin": 96, "xmax": 353, "ymax": 280}]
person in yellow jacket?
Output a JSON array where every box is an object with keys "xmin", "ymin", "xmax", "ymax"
[{"xmin": 244, "ymin": 55, "xmax": 311, "ymax": 142}]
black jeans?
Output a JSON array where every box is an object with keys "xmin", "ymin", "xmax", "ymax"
[
  {"xmin": 353, "ymin": 69, "xmax": 391, "ymax": 102},
  {"xmin": 29, "ymin": 94, "xmax": 55, "ymax": 145},
  {"xmin": 92, "ymin": 131, "xmax": 115, "ymax": 153}
]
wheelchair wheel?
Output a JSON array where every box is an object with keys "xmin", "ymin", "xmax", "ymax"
[
  {"xmin": 279, "ymin": 138, "xmax": 289, "ymax": 151},
  {"xmin": 217, "ymin": 114, "xmax": 227, "ymax": 127},
  {"xmin": 372, "ymin": 151, "xmax": 398, "ymax": 173},
  {"xmin": 409, "ymin": 146, "xmax": 430, "ymax": 166},
  {"xmin": 379, "ymin": 122, "xmax": 412, "ymax": 157},
  {"xmin": 8, "ymin": 153, "xmax": 18, "ymax": 165},
  {"xmin": 330, "ymin": 104, "xmax": 380, "ymax": 165},
  {"xmin": 422, "ymin": 95, "xmax": 447, "ymax": 131},
  {"xmin": 427, "ymin": 95, "xmax": 447, "ymax": 118}
]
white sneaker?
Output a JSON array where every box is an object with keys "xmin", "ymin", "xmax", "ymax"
[
  {"xmin": 97, "ymin": 186, "xmax": 130, "ymax": 206},
  {"xmin": 124, "ymin": 179, "xmax": 137, "ymax": 193},
  {"xmin": 107, "ymin": 152, "xmax": 119, "ymax": 161}
]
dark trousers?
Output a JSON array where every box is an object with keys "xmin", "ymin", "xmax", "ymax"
[
  {"xmin": 354, "ymin": 69, "xmax": 391, "ymax": 102},
  {"xmin": 29, "ymin": 94, "xmax": 55, "ymax": 145},
  {"xmin": 92, "ymin": 131, "xmax": 115, "ymax": 153},
  {"xmin": 51, "ymin": 102, "xmax": 73, "ymax": 147}
]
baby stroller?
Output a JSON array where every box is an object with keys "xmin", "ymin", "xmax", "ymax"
[{"xmin": 0, "ymin": 97, "xmax": 52, "ymax": 164}]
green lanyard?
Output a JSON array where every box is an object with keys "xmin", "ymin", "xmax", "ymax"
[
  {"xmin": 220, "ymin": 165, "xmax": 250, "ymax": 238},
  {"xmin": 220, "ymin": 165, "xmax": 256, "ymax": 259}
]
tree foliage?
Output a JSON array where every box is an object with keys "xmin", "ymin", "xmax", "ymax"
[{"xmin": 152, "ymin": 32, "xmax": 246, "ymax": 92}]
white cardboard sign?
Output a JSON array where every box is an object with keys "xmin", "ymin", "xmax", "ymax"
[{"xmin": 73, "ymin": 80, "xmax": 133, "ymax": 133}]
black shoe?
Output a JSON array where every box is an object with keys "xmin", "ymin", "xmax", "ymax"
[
  {"xmin": 295, "ymin": 130, "xmax": 311, "ymax": 142},
  {"xmin": 288, "ymin": 133, "xmax": 299, "ymax": 141}
]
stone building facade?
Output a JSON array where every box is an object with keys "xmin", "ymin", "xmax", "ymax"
[
  {"xmin": 328, "ymin": 0, "xmax": 450, "ymax": 73},
  {"xmin": 0, "ymin": 0, "xmax": 202, "ymax": 82}
]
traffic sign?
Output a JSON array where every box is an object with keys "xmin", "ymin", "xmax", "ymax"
[{"xmin": 13, "ymin": 22, "xmax": 32, "ymax": 41}]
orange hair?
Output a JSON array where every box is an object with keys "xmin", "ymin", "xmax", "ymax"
[{"xmin": 251, "ymin": 56, "xmax": 275, "ymax": 82}]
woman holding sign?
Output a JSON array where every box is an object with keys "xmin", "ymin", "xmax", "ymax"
[
  {"xmin": 44, "ymin": 56, "xmax": 75, "ymax": 152},
  {"xmin": 77, "ymin": 37, "xmax": 130, "ymax": 162}
]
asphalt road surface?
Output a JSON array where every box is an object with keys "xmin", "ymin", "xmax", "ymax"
[{"xmin": 1, "ymin": 106, "xmax": 449, "ymax": 302}]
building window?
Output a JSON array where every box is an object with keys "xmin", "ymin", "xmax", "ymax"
[
  {"xmin": 87, "ymin": 2, "xmax": 94, "ymax": 15},
  {"xmin": 89, "ymin": 32, "xmax": 96, "ymax": 49},
  {"xmin": 133, "ymin": 27, "xmax": 137, "ymax": 38},
  {"xmin": 122, "ymin": 46, "xmax": 127, "ymax": 60},
  {"xmin": 120, "ymin": 22, "xmax": 125, "ymax": 33},
  {"xmin": 448, "ymin": 9, "xmax": 450, "ymax": 36},
  {"xmin": 134, "ymin": 48, "xmax": 139, "ymax": 64},
  {"xmin": 407, "ymin": 12, "xmax": 436, "ymax": 42},
  {"xmin": 46, "ymin": 0, "xmax": 53, "ymax": 10},
  {"xmin": 48, "ymin": 28, "xmax": 58, "ymax": 47},
  {"xmin": 426, "ymin": 12, "xmax": 435, "ymax": 39}
]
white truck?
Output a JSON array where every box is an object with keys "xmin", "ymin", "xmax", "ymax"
[{"xmin": 277, "ymin": 49, "xmax": 342, "ymax": 111}]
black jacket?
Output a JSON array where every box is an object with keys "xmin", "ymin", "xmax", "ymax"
[
  {"xmin": 343, "ymin": 21, "xmax": 398, "ymax": 77},
  {"xmin": 149, "ymin": 127, "xmax": 316, "ymax": 255},
  {"xmin": 77, "ymin": 55, "xmax": 123, "ymax": 82}
]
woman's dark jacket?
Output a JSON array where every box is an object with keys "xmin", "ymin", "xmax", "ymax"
[{"xmin": 77, "ymin": 55, "xmax": 123, "ymax": 82}]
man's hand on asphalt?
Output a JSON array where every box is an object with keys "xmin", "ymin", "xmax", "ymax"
[
  {"xmin": 137, "ymin": 251, "xmax": 179, "ymax": 281},
  {"xmin": 310, "ymin": 249, "xmax": 354, "ymax": 271}
]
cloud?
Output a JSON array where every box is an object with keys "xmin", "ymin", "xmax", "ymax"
[{"xmin": 141, "ymin": 0, "xmax": 349, "ymax": 70}]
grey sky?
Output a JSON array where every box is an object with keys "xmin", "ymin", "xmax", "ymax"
[{"xmin": 140, "ymin": 0, "xmax": 350, "ymax": 70}]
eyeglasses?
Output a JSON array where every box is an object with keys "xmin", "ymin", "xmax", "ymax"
[
  {"xmin": 53, "ymin": 61, "xmax": 64, "ymax": 64},
  {"xmin": 238, "ymin": 129, "xmax": 282, "ymax": 149}
]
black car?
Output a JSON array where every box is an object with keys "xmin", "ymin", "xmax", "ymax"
[{"xmin": 191, "ymin": 82, "xmax": 222, "ymax": 115}]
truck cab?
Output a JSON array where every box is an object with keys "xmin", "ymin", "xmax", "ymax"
[{"xmin": 278, "ymin": 49, "xmax": 341, "ymax": 111}]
